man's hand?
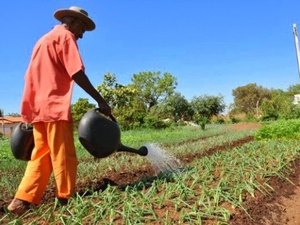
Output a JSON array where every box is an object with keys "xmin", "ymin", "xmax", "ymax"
[{"xmin": 73, "ymin": 70, "xmax": 113, "ymax": 117}]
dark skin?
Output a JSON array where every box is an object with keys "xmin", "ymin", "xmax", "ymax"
[
  {"xmin": 65, "ymin": 18, "xmax": 112, "ymax": 117},
  {"xmin": 68, "ymin": 19, "xmax": 86, "ymax": 40},
  {"xmin": 73, "ymin": 70, "xmax": 111, "ymax": 116}
]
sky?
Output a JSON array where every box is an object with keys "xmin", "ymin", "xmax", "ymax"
[{"xmin": 1, "ymin": 0, "xmax": 300, "ymax": 115}]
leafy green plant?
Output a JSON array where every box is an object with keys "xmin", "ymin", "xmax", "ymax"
[
  {"xmin": 0, "ymin": 138, "xmax": 13, "ymax": 160},
  {"xmin": 255, "ymin": 119, "xmax": 300, "ymax": 140}
]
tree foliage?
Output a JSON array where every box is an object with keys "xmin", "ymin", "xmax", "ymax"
[
  {"xmin": 287, "ymin": 84, "xmax": 300, "ymax": 95},
  {"xmin": 231, "ymin": 83, "xmax": 300, "ymax": 121},
  {"xmin": 73, "ymin": 69, "xmax": 300, "ymax": 129},
  {"xmin": 97, "ymin": 73, "xmax": 137, "ymax": 108},
  {"xmin": 97, "ymin": 73, "xmax": 144, "ymax": 129},
  {"xmin": 131, "ymin": 71, "xmax": 177, "ymax": 111},
  {"xmin": 190, "ymin": 95, "xmax": 225, "ymax": 123},
  {"xmin": 158, "ymin": 92, "xmax": 193, "ymax": 122},
  {"xmin": 96, "ymin": 71, "xmax": 177, "ymax": 129},
  {"xmin": 143, "ymin": 92, "xmax": 194, "ymax": 128},
  {"xmin": 260, "ymin": 89, "xmax": 291, "ymax": 120},
  {"xmin": 72, "ymin": 98, "xmax": 96, "ymax": 124},
  {"xmin": 232, "ymin": 83, "xmax": 272, "ymax": 116}
]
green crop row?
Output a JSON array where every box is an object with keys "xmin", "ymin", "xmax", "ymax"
[{"xmin": 1, "ymin": 122, "xmax": 300, "ymax": 224}]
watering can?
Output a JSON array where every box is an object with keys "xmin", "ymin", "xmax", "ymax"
[
  {"xmin": 78, "ymin": 108, "xmax": 148, "ymax": 158},
  {"xmin": 10, "ymin": 123, "xmax": 34, "ymax": 161}
]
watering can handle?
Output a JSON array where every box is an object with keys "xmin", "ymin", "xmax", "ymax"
[
  {"xmin": 95, "ymin": 108, "xmax": 117, "ymax": 122},
  {"xmin": 109, "ymin": 114, "xmax": 117, "ymax": 122}
]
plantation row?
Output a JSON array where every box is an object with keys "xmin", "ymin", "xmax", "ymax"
[{"xmin": 0, "ymin": 121, "xmax": 300, "ymax": 224}]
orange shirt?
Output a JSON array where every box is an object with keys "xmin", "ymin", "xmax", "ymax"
[{"xmin": 21, "ymin": 25, "xmax": 84, "ymax": 123}]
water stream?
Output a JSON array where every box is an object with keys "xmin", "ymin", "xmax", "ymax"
[{"xmin": 144, "ymin": 143, "xmax": 182, "ymax": 175}]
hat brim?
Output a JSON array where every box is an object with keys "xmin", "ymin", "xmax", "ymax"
[{"xmin": 54, "ymin": 9, "xmax": 95, "ymax": 31}]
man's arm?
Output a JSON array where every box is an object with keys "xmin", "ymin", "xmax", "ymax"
[{"xmin": 72, "ymin": 70, "xmax": 111, "ymax": 116}]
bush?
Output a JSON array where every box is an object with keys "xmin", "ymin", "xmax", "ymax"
[
  {"xmin": 228, "ymin": 112, "xmax": 246, "ymax": 123},
  {"xmin": 255, "ymin": 119, "xmax": 300, "ymax": 140},
  {"xmin": 230, "ymin": 117, "xmax": 238, "ymax": 123},
  {"xmin": 211, "ymin": 115, "xmax": 227, "ymax": 124},
  {"xmin": 144, "ymin": 114, "xmax": 170, "ymax": 129}
]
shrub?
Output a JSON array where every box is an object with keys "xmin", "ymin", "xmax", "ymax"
[
  {"xmin": 144, "ymin": 114, "xmax": 170, "ymax": 129},
  {"xmin": 255, "ymin": 119, "xmax": 300, "ymax": 140}
]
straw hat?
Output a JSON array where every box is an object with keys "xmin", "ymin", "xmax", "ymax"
[{"xmin": 54, "ymin": 6, "xmax": 95, "ymax": 31}]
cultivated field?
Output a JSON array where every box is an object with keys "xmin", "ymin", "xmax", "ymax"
[{"xmin": 1, "ymin": 121, "xmax": 300, "ymax": 224}]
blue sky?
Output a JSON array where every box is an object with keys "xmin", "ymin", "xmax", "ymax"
[{"xmin": 1, "ymin": 1, "xmax": 300, "ymax": 114}]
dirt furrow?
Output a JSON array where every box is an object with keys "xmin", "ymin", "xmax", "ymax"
[
  {"xmin": 180, "ymin": 136, "xmax": 254, "ymax": 163},
  {"xmin": 40, "ymin": 135, "xmax": 255, "ymax": 204}
]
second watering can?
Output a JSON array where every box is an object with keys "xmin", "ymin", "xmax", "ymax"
[
  {"xmin": 78, "ymin": 109, "xmax": 148, "ymax": 158},
  {"xmin": 10, "ymin": 123, "xmax": 34, "ymax": 161}
]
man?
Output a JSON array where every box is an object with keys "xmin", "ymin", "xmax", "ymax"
[{"xmin": 8, "ymin": 6, "xmax": 111, "ymax": 215}]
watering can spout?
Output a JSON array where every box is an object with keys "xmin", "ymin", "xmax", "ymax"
[{"xmin": 117, "ymin": 144, "xmax": 148, "ymax": 156}]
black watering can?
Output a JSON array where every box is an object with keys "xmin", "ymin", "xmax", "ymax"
[
  {"xmin": 78, "ymin": 108, "xmax": 148, "ymax": 158},
  {"xmin": 10, "ymin": 123, "xmax": 34, "ymax": 161}
]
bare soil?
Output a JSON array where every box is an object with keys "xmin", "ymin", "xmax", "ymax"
[{"xmin": 1, "ymin": 122, "xmax": 300, "ymax": 224}]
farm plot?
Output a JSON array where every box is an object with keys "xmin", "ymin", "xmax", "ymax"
[{"xmin": 1, "ymin": 122, "xmax": 299, "ymax": 224}]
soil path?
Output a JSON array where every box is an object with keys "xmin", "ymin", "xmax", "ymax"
[{"xmin": 282, "ymin": 186, "xmax": 300, "ymax": 225}]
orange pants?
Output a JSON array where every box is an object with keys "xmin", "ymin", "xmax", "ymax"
[{"xmin": 15, "ymin": 121, "xmax": 78, "ymax": 205}]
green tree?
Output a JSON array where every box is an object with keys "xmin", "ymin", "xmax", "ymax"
[
  {"xmin": 72, "ymin": 98, "xmax": 96, "ymax": 124},
  {"xmin": 97, "ymin": 71, "xmax": 177, "ymax": 129},
  {"xmin": 97, "ymin": 73, "xmax": 137, "ymax": 108},
  {"xmin": 287, "ymin": 84, "xmax": 300, "ymax": 95},
  {"xmin": 0, "ymin": 109, "xmax": 3, "ymax": 117},
  {"xmin": 96, "ymin": 72, "xmax": 118, "ymax": 105},
  {"xmin": 283, "ymin": 84, "xmax": 300, "ymax": 119},
  {"xmin": 143, "ymin": 93, "xmax": 193, "ymax": 128},
  {"xmin": 131, "ymin": 71, "xmax": 177, "ymax": 111},
  {"xmin": 232, "ymin": 83, "xmax": 272, "ymax": 117},
  {"xmin": 159, "ymin": 92, "xmax": 193, "ymax": 122},
  {"xmin": 97, "ymin": 73, "xmax": 143, "ymax": 129},
  {"xmin": 190, "ymin": 95, "xmax": 225, "ymax": 125},
  {"xmin": 260, "ymin": 89, "xmax": 290, "ymax": 120}
]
